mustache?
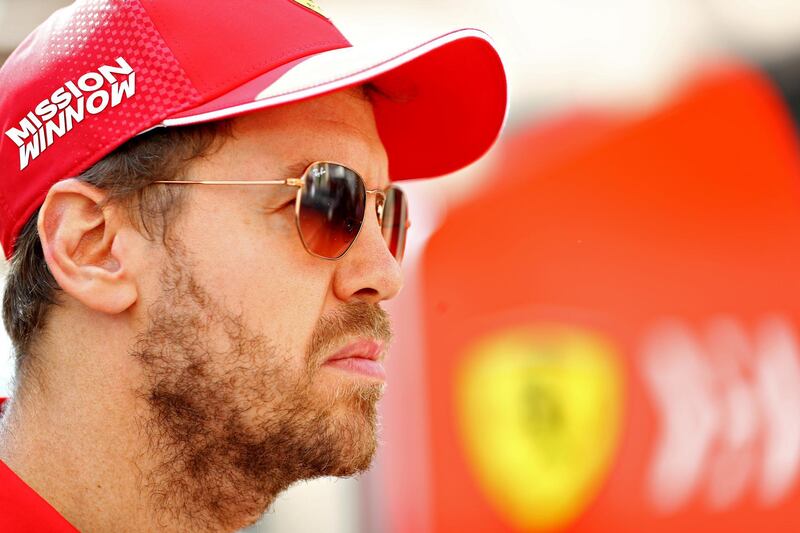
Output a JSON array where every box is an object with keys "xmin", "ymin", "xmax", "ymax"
[{"xmin": 306, "ymin": 302, "xmax": 393, "ymax": 365}]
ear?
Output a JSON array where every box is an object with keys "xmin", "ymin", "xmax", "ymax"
[{"xmin": 38, "ymin": 179, "xmax": 138, "ymax": 314}]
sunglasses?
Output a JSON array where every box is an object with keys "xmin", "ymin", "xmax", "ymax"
[{"xmin": 154, "ymin": 161, "xmax": 409, "ymax": 262}]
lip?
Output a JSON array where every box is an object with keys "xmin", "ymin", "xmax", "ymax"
[
  {"xmin": 324, "ymin": 339, "xmax": 384, "ymax": 363},
  {"xmin": 323, "ymin": 339, "xmax": 386, "ymax": 380}
]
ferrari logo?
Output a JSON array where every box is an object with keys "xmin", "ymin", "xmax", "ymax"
[
  {"xmin": 456, "ymin": 325, "xmax": 624, "ymax": 531},
  {"xmin": 291, "ymin": 0, "xmax": 327, "ymax": 18}
]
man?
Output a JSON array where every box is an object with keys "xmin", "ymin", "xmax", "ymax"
[{"xmin": 0, "ymin": 0, "xmax": 506, "ymax": 531}]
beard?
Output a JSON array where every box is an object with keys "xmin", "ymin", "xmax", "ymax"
[{"xmin": 129, "ymin": 250, "xmax": 392, "ymax": 531}]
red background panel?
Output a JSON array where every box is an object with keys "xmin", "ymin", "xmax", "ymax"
[{"xmin": 419, "ymin": 65, "xmax": 800, "ymax": 532}]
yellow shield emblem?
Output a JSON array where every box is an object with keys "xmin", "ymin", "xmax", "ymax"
[{"xmin": 456, "ymin": 325, "xmax": 624, "ymax": 531}]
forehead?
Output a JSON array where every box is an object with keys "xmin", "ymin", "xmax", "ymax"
[{"xmin": 224, "ymin": 87, "xmax": 390, "ymax": 187}]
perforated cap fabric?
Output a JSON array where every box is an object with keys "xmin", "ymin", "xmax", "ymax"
[{"xmin": 0, "ymin": 0, "xmax": 508, "ymax": 259}]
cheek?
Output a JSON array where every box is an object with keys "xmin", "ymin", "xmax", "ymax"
[{"xmin": 180, "ymin": 203, "xmax": 333, "ymax": 363}]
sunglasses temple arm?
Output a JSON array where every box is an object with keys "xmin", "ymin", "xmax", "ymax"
[{"xmin": 152, "ymin": 179, "xmax": 302, "ymax": 186}]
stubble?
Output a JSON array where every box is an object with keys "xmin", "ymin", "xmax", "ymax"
[{"xmin": 129, "ymin": 253, "xmax": 392, "ymax": 531}]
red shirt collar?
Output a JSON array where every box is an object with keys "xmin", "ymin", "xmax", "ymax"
[{"xmin": 0, "ymin": 398, "xmax": 79, "ymax": 532}]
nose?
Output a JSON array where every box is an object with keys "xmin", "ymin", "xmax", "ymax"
[{"xmin": 331, "ymin": 195, "xmax": 404, "ymax": 304}]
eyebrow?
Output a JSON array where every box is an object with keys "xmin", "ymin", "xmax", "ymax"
[{"xmin": 284, "ymin": 160, "xmax": 314, "ymax": 181}]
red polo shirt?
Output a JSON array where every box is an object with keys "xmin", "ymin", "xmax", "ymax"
[{"xmin": 0, "ymin": 398, "xmax": 78, "ymax": 532}]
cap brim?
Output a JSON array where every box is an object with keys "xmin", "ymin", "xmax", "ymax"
[{"xmin": 156, "ymin": 28, "xmax": 508, "ymax": 180}]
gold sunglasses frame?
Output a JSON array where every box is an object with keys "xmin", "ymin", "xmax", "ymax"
[{"xmin": 153, "ymin": 161, "xmax": 406, "ymax": 261}]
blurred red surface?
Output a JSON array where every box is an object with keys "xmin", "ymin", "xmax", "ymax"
[{"xmin": 416, "ymin": 64, "xmax": 800, "ymax": 532}]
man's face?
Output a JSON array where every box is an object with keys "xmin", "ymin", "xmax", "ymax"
[{"xmin": 130, "ymin": 88, "xmax": 403, "ymax": 528}]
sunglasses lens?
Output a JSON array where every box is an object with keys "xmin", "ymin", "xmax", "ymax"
[
  {"xmin": 381, "ymin": 187, "xmax": 408, "ymax": 263},
  {"xmin": 298, "ymin": 163, "xmax": 366, "ymax": 258}
]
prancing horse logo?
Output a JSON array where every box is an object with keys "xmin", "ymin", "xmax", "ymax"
[{"xmin": 291, "ymin": 0, "xmax": 327, "ymax": 18}]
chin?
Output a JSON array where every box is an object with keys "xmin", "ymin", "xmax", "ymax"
[
  {"xmin": 325, "ymin": 435, "xmax": 378, "ymax": 478},
  {"xmin": 319, "ymin": 391, "xmax": 382, "ymax": 476}
]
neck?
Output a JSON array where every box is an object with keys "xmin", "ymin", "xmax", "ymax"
[
  {"xmin": 0, "ymin": 368, "xmax": 152, "ymax": 530},
  {"xmin": 0, "ymin": 363, "xmax": 276, "ymax": 532},
  {"xmin": 0, "ymin": 366, "xmax": 253, "ymax": 531}
]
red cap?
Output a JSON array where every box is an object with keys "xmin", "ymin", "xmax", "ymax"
[{"xmin": 0, "ymin": 0, "xmax": 508, "ymax": 259}]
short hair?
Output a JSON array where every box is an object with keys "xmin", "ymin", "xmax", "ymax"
[{"xmin": 2, "ymin": 120, "xmax": 231, "ymax": 373}]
